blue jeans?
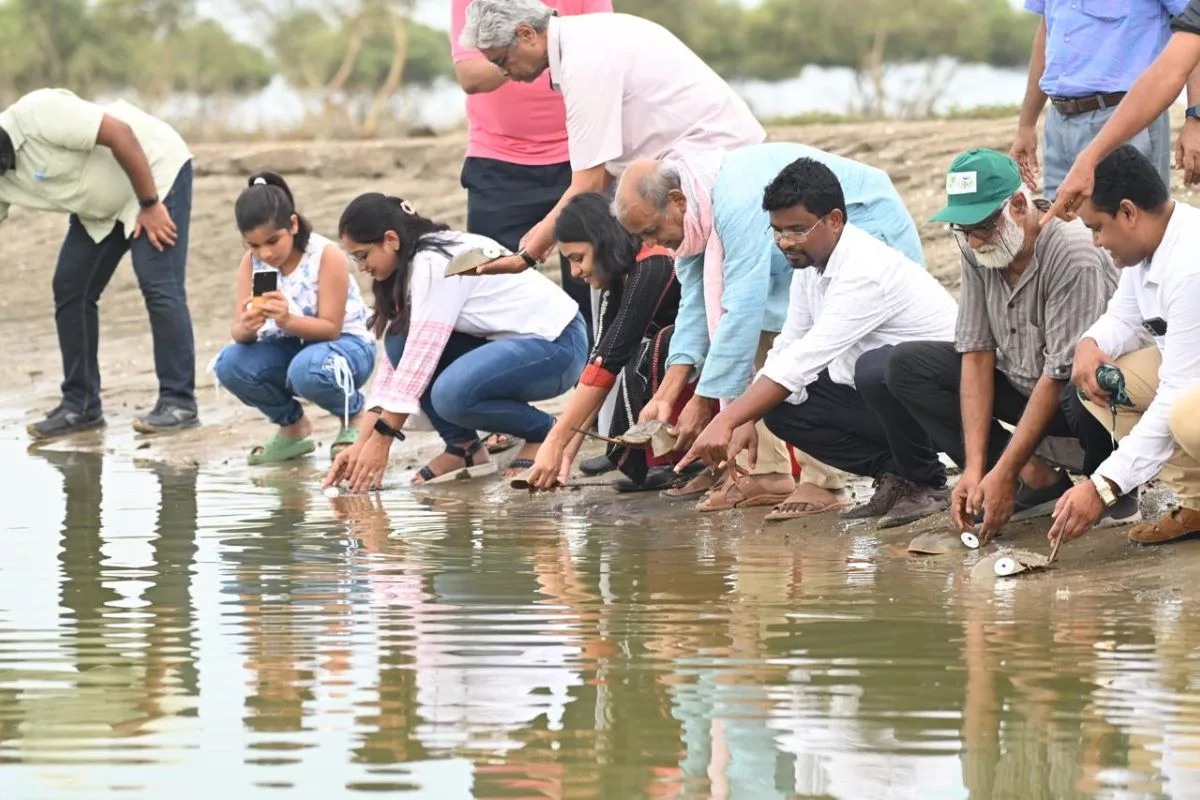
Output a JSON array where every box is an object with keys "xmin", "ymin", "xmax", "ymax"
[
  {"xmin": 213, "ymin": 335, "xmax": 376, "ymax": 426},
  {"xmin": 1043, "ymin": 104, "xmax": 1171, "ymax": 200},
  {"xmin": 54, "ymin": 161, "xmax": 196, "ymax": 413},
  {"xmin": 384, "ymin": 313, "xmax": 588, "ymax": 446}
]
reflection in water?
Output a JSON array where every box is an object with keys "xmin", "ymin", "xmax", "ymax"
[{"xmin": 2, "ymin": 444, "xmax": 1200, "ymax": 798}]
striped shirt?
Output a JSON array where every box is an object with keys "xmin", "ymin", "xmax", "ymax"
[{"xmin": 954, "ymin": 214, "xmax": 1119, "ymax": 395}]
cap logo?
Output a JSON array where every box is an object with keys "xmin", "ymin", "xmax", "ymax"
[{"xmin": 946, "ymin": 171, "xmax": 978, "ymax": 196}]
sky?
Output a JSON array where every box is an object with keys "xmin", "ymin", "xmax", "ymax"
[{"xmin": 199, "ymin": 0, "xmax": 1029, "ymax": 40}]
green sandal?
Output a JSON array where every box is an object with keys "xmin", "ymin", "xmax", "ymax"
[
  {"xmin": 330, "ymin": 427, "xmax": 360, "ymax": 460},
  {"xmin": 248, "ymin": 433, "xmax": 317, "ymax": 466}
]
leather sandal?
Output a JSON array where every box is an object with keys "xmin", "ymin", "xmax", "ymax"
[
  {"xmin": 1128, "ymin": 507, "xmax": 1200, "ymax": 545},
  {"xmin": 413, "ymin": 440, "xmax": 497, "ymax": 485},
  {"xmin": 695, "ymin": 470, "xmax": 793, "ymax": 513},
  {"xmin": 764, "ymin": 484, "xmax": 852, "ymax": 522}
]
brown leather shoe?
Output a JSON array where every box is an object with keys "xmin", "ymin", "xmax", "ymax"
[{"xmin": 1128, "ymin": 507, "xmax": 1200, "ymax": 545}]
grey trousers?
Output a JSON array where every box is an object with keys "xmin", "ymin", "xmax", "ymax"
[{"xmin": 1043, "ymin": 103, "xmax": 1172, "ymax": 200}]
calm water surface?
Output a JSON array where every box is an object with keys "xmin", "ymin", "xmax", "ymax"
[{"xmin": 2, "ymin": 439, "xmax": 1199, "ymax": 799}]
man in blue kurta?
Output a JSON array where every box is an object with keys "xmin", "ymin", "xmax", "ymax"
[{"xmin": 612, "ymin": 142, "xmax": 924, "ymax": 517}]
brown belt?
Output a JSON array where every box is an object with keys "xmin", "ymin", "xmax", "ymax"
[{"xmin": 1050, "ymin": 92, "xmax": 1126, "ymax": 116}]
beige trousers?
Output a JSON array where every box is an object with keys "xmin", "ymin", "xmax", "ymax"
[
  {"xmin": 1082, "ymin": 347, "xmax": 1200, "ymax": 508},
  {"xmin": 736, "ymin": 331, "xmax": 849, "ymax": 490}
]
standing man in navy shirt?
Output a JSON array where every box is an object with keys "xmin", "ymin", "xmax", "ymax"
[{"xmin": 1009, "ymin": 0, "xmax": 1200, "ymax": 200}]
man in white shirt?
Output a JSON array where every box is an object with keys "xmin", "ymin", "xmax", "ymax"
[
  {"xmin": 457, "ymin": 0, "xmax": 765, "ymax": 274},
  {"xmin": 677, "ymin": 158, "xmax": 960, "ymax": 529},
  {"xmin": 1049, "ymin": 144, "xmax": 1200, "ymax": 546}
]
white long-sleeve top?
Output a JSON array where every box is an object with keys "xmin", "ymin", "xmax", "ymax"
[
  {"xmin": 1083, "ymin": 201, "xmax": 1200, "ymax": 494},
  {"xmin": 760, "ymin": 223, "xmax": 958, "ymax": 404},
  {"xmin": 369, "ymin": 232, "xmax": 579, "ymax": 415}
]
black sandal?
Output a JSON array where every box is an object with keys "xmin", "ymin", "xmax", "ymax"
[{"xmin": 413, "ymin": 440, "xmax": 498, "ymax": 485}]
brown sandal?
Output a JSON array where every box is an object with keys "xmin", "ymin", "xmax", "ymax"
[
  {"xmin": 764, "ymin": 484, "xmax": 852, "ymax": 522},
  {"xmin": 1128, "ymin": 508, "xmax": 1200, "ymax": 545},
  {"xmin": 695, "ymin": 472, "xmax": 793, "ymax": 513},
  {"xmin": 662, "ymin": 467, "xmax": 724, "ymax": 501}
]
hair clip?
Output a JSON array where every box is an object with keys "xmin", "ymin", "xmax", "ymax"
[{"xmin": 399, "ymin": 200, "xmax": 415, "ymax": 215}]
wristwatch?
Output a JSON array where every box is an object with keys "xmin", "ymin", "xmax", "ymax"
[
  {"xmin": 138, "ymin": 194, "xmax": 159, "ymax": 209},
  {"xmin": 373, "ymin": 417, "xmax": 406, "ymax": 442},
  {"xmin": 1187, "ymin": 105, "xmax": 1200, "ymax": 121},
  {"xmin": 1090, "ymin": 473, "xmax": 1118, "ymax": 507},
  {"xmin": 517, "ymin": 248, "xmax": 538, "ymax": 268}
]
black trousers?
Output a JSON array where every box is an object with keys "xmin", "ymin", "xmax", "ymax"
[
  {"xmin": 762, "ymin": 361, "xmax": 948, "ymax": 487},
  {"xmin": 882, "ymin": 340, "xmax": 1114, "ymax": 474},
  {"xmin": 460, "ymin": 156, "xmax": 592, "ymax": 347},
  {"xmin": 54, "ymin": 161, "xmax": 196, "ymax": 414}
]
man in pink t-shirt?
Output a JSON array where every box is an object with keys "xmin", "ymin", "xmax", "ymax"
[{"xmin": 450, "ymin": 0, "xmax": 610, "ymax": 332}]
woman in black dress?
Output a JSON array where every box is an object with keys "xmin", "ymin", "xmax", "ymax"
[{"xmin": 525, "ymin": 192, "xmax": 687, "ymax": 491}]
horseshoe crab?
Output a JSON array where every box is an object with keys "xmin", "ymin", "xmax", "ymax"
[
  {"xmin": 907, "ymin": 532, "xmax": 959, "ymax": 555},
  {"xmin": 508, "ymin": 467, "xmax": 560, "ymax": 492},
  {"xmin": 573, "ymin": 421, "xmax": 679, "ymax": 458},
  {"xmin": 968, "ymin": 545, "xmax": 1060, "ymax": 581},
  {"xmin": 993, "ymin": 548, "xmax": 1053, "ymax": 577}
]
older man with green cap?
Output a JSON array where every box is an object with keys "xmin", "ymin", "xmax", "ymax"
[{"xmin": 860, "ymin": 148, "xmax": 1134, "ymax": 542}]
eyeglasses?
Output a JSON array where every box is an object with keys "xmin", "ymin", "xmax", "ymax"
[
  {"xmin": 948, "ymin": 201, "xmax": 1008, "ymax": 238},
  {"xmin": 771, "ymin": 214, "xmax": 828, "ymax": 243},
  {"xmin": 487, "ymin": 37, "xmax": 519, "ymax": 71}
]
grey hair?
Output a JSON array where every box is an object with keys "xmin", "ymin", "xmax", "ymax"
[
  {"xmin": 460, "ymin": 0, "xmax": 554, "ymax": 51},
  {"xmin": 611, "ymin": 161, "xmax": 682, "ymax": 219}
]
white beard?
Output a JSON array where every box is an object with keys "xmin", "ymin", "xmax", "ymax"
[{"xmin": 970, "ymin": 208, "xmax": 1026, "ymax": 269}]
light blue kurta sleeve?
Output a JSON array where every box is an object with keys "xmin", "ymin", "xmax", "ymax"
[
  {"xmin": 842, "ymin": 165, "xmax": 926, "ymax": 268},
  {"xmin": 860, "ymin": 172, "xmax": 926, "ymax": 268},
  {"xmin": 664, "ymin": 253, "xmax": 709, "ymax": 377},
  {"xmin": 694, "ymin": 197, "xmax": 773, "ymax": 401},
  {"xmin": 786, "ymin": 142, "xmax": 927, "ymax": 269}
]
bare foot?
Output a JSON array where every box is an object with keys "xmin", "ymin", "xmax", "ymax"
[
  {"xmin": 1018, "ymin": 455, "xmax": 1060, "ymax": 490},
  {"xmin": 750, "ymin": 471, "xmax": 796, "ymax": 496},
  {"xmin": 279, "ymin": 415, "xmax": 313, "ymax": 441},
  {"xmin": 504, "ymin": 442, "xmax": 542, "ymax": 478},
  {"xmin": 412, "ymin": 445, "xmax": 491, "ymax": 485}
]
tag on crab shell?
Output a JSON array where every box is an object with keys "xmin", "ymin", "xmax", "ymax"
[
  {"xmin": 960, "ymin": 531, "xmax": 981, "ymax": 550},
  {"xmin": 993, "ymin": 548, "xmax": 1052, "ymax": 578}
]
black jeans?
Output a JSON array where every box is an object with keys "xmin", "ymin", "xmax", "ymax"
[
  {"xmin": 883, "ymin": 340, "xmax": 1114, "ymax": 474},
  {"xmin": 762, "ymin": 366, "xmax": 947, "ymax": 487},
  {"xmin": 53, "ymin": 161, "xmax": 196, "ymax": 414},
  {"xmin": 460, "ymin": 156, "xmax": 592, "ymax": 347}
]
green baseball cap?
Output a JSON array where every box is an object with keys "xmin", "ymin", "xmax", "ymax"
[{"xmin": 929, "ymin": 148, "xmax": 1021, "ymax": 226}]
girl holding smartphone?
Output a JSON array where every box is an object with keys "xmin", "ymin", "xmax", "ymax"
[{"xmin": 213, "ymin": 172, "xmax": 376, "ymax": 464}]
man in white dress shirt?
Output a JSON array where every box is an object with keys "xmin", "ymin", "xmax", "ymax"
[
  {"xmin": 1049, "ymin": 144, "xmax": 1200, "ymax": 546},
  {"xmin": 457, "ymin": 0, "xmax": 765, "ymax": 274},
  {"xmin": 677, "ymin": 158, "xmax": 960, "ymax": 529}
]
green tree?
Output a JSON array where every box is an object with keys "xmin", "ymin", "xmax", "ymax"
[
  {"xmin": 264, "ymin": 0, "xmax": 453, "ymax": 135},
  {"xmin": 0, "ymin": 0, "xmax": 273, "ymax": 105}
]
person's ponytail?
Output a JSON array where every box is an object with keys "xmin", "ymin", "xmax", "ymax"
[{"xmin": 235, "ymin": 171, "xmax": 312, "ymax": 251}]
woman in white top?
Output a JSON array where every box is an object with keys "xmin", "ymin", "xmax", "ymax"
[
  {"xmin": 324, "ymin": 192, "xmax": 587, "ymax": 492},
  {"xmin": 213, "ymin": 172, "xmax": 377, "ymax": 465}
]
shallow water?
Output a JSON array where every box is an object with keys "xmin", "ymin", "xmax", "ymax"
[{"xmin": 3, "ymin": 439, "xmax": 1200, "ymax": 799}]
